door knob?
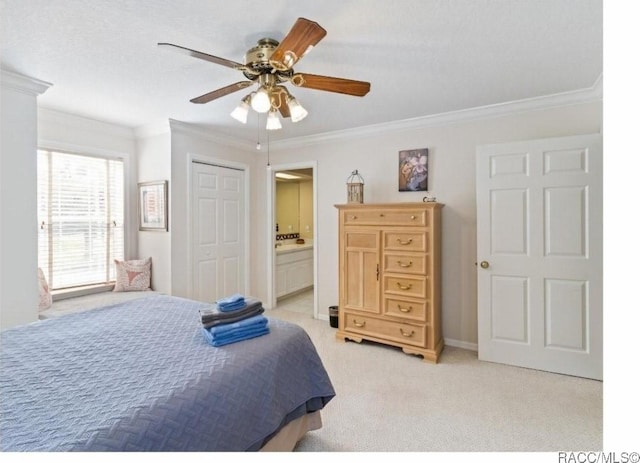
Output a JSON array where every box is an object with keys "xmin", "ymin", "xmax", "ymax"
[{"xmin": 479, "ymin": 261, "xmax": 490, "ymax": 269}]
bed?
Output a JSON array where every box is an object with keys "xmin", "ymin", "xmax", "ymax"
[{"xmin": 0, "ymin": 294, "xmax": 335, "ymax": 451}]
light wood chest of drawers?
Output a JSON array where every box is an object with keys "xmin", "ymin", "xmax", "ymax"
[{"xmin": 335, "ymin": 202, "xmax": 444, "ymax": 362}]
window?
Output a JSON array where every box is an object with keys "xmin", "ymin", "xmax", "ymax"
[{"xmin": 37, "ymin": 150, "xmax": 124, "ymax": 290}]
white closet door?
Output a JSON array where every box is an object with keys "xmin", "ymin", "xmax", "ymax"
[
  {"xmin": 191, "ymin": 161, "xmax": 245, "ymax": 303},
  {"xmin": 476, "ymin": 134, "xmax": 602, "ymax": 380}
]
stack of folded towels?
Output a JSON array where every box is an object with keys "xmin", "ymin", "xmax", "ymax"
[{"xmin": 200, "ymin": 294, "xmax": 269, "ymax": 347}]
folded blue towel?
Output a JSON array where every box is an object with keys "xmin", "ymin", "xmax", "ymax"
[
  {"xmin": 217, "ymin": 301, "xmax": 246, "ymax": 312},
  {"xmin": 207, "ymin": 314, "xmax": 268, "ymax": 336},
  {"xmin": 216, "ymin": 293, "xmax": 244, "ymax": 305},
  {"xmin": 201, "ymin": 326, "xmax": 269, "ymax": 347},
  {"xmin": 201, "ymin": 314, "xmax": 270, "ymax": 347},
  {"xmin": 216, "ymin": 293, "xmax": 246, "ymax": 312},
  {"xmin": 202, "ymin": 325, "xmax": 270, "ymax": 344}
]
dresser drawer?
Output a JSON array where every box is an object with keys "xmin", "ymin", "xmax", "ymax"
[
  {"xmin": 344, "ymin": 312, "xmax": 426, "ymax": 347},
  {"xmin": 342, "ymin": 209, "xmax": 427, "ymax": 226},
  {"xmin": 383, "ymin": 274, "xmax": 427, "ymax": 298},
  {"xmin": 384, "ymin": 297, "xmax": 429, "ymax": 323},
  {"xmin": 383, "ymin": 252, "xmax": 427, "ymax": 275},
  {"xmin": 383, "ymin": 231, "xmax": 428, "ymax": 252}
]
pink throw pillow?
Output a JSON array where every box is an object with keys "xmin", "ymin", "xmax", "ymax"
[
  {"xmin": 38, "ymin": 267, "xmax": 52, "ymax": 311},
  {"xmin": 113, "ymin": 257, "xmax": 152, "ymax": 292}
]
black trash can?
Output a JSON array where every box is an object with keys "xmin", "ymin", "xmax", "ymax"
[{"xmin": 328, "ymin": 306, "xmax": 339, "ymax": 328}]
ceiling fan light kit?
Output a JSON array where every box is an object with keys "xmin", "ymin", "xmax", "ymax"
[
  {"xmin": 250, "ymin": 87, "xmax": 272, "ymax": 113},
  {"xmin": 266, "ymin": 110, "xmax": 283, "ymax": 130},
  {"xmin": 287, "ymin": 96, "xmax": 308, "ymax": 123},
  {"xmin": 159, "ymin": 17, "xmax": 370, "ymax": 131},
  {"xmin": 230, "ymin": 95, "xmax": 251, "ymax": 123}
]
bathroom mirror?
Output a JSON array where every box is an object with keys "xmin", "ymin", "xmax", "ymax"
[{"xmin": 275, "ymin": 169, "xmax": 313, "ymax": 239}]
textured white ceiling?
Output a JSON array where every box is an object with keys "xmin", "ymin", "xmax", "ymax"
[{"xmin": 0, "ymin": 0, "xmax": 602, "ymax": 142}]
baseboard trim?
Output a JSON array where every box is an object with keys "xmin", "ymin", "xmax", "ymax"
[{"xmin": 444, "ymin": 338, "xmax": 478, "ymax": 352}]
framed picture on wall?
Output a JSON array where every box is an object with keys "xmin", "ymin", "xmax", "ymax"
[
  {"xmin": 139, "ymin": 180, "xmax": 168, "ymax": 231},
  {"xmin": 398, "ymin": 148, "xmax": 428, "ymax": 192}
]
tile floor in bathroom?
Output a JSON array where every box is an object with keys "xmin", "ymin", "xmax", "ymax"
[{"xmin": 274, "ymin": 288, "xmax": 314, "ymax": 315}]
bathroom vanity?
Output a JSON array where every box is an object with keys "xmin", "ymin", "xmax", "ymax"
[{"xmin": 276, "ymin": 243, "xmax": 314, "ymax": 298}]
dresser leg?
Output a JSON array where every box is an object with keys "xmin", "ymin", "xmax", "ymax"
[{"xmin": 336, "ymin": 331, "xmax": 363, "ymax": 343}]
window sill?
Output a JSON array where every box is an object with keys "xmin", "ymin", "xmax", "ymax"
[{"xmin": 52, "ymin": 283, "xmax": 115, "ymax": 302}]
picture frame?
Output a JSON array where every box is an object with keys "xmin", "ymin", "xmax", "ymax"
[
  {"xmin": 398, "ymin": 148, "xmax": 428, "ymax": 192},
  {"xmin": 138, "ymin": 180, "xmax": 168, "ymax": 231}
]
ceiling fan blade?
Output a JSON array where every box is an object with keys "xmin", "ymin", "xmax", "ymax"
[
  {"xmin": 158, "ymin": 42, "xmax": 243, "ymax": 70},
  {"xmin": 269, "ymin": 18, "xmax": 327, "ymax": 71},
  {"xmin": 277, "ymin": 93, "xmax": 291, "ymax": 118},
  {"xmin": 190, "ymin": 81, "xmax": 254, "ymax": 104},
  {"xmin": 291, "ymin": 73, "xmax": 371, "ymax": 97}
]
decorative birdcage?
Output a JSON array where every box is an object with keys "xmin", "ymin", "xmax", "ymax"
[{"xmin": 346, "ymin": 170, "xmax": 364, "ymax": 203}]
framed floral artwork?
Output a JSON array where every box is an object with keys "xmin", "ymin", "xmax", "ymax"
[{"xmin": 398, "ymin": 148, "xmax": 428, "ymax": 192}]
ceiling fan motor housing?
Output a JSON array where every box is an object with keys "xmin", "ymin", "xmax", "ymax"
[{"xmin": 243, "ymin": 38, "xmax": 292, "ymax": 81}]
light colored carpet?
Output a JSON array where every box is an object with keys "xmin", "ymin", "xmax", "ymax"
[{"xmin": 267, "ymin": 307, "xmax": 603, "ymax": 452}]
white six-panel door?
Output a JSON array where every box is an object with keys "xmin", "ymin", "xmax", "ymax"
[
  {"xmin": 191, "ymin": 161, "xmax": 245, "ymax": 303},
  {"xmin": 476, "ymin": 134, "xmax": 602, "ymax": 380}
]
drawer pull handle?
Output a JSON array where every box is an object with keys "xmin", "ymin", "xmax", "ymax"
[
  {"xmin": 398, "ymin": 305, "xmax": 413, "ymax": 313},
  {"xmin": 410, "ymin": 215, "xmax": 416, "ymax": 220},
  {"xmin": 353, "ymin": 320, "xmax": 366, "ymax": 328},
  {"xmin": 397, "ymin": 238, "xmax": 413, "ymax": 246},
  {"xmin": 350, "ymin": 215, "xmax": 357, "ymax": 220},
  {"xmin": 400, "ymin": 328, "xmax": 415, "ymax": 337},
  {"xmin": 397, "ymin": 260, "xmax": 413, "ymax": 268},
  {"xmin": 397, "ymin": 282, "xmax": 413, "ymax": 290},
  {"xmin": 380, "ymin": 214, "xmax": 384, "ymax": 217}
]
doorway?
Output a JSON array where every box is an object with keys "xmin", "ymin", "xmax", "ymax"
[
  {"xmin": 266, "ymin": 161, "xmax": 318, "ymax": 318},
  {"xmin": 476, "ymin": 134, "xmax": 602, "ymax": 380},
  {"xmin": 190, "ymin": 160, "xmax": 247, "ymax": 303}
]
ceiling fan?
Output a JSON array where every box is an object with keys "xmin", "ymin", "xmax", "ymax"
[{"xmin": 158, "ymin": 17, "xmax": 371, "ymax": 130}]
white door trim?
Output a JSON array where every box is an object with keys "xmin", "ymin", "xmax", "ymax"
[
  {"xmin": 265, "ymin": 160, "xmax": 318, "ymax": 318},
  {"xmin": 186, "ymin": 153, "xmax": 251, "ymax": 300}
]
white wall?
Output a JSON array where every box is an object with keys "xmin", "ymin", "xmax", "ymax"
[
  {"xmin": 264, "ymin": 100, "xmax": 602, "ymax": 348},
  {"xmin": 136, "ymin": 127, "xmax": 172, "ymax": 293},
  {"xmin": 0, "ymin": 70, "xmax": 50, "ymax": 329}
]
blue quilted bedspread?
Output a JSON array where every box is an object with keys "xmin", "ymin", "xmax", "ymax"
[{"xmin": 0, "ymin": 295, "xmax": 335, "ymax": 451}]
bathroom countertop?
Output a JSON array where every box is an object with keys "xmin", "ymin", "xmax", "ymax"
[{"xmin": 275, "ymin": 243, "xmax": 314, "ymax": 254}]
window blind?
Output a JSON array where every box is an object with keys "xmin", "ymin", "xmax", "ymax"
[{"xmin": 37, "ymin": 150, "xmax": 124, "ymax": 290}]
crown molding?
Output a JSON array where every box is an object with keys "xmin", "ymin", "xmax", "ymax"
[
  {"xmin": 271, "ymin": 75, "xmax": 604, "ymax": 151},
  {"xmin": 167, "ymin": 119, "xmax": 256, "ymax": 150},
  {"xmin": 38, "ymin": 107, "xmax": 136, "ymax": 140},
  {"xmin": 33, "ymin": 73, "xmax": 603, "ymax": 153},
  {"xmin": 134, "ymin": 121, "xmax": 171, "ymax": 139},
  {"xmin": 1, "ymin": 68, "xmax": 52, "ymax": 96}
]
